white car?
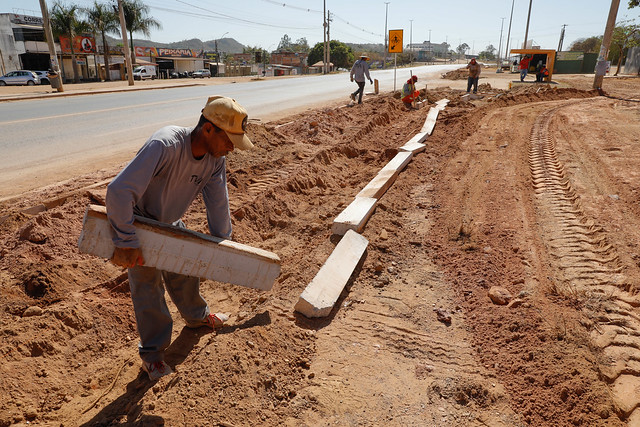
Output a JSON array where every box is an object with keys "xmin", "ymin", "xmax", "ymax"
[
  {"xmin": 32, "ymin": 71, "xmax": 51, "ymax": 85},
  {"xmin": 0, "ymin": 70, "xmax": 40, "ymax": 86}
]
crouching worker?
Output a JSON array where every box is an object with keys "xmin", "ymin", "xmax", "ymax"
[
  {"xmin": 401, "ymin": 75, "xmax": 420, "ymax": 110},
  {"xmin": 106, "ymin": 95, "xmax": 254, "ymax": 381},
  {"xmin": 536, "ymin": 64, "xmax": 549, "ymax": 82}
]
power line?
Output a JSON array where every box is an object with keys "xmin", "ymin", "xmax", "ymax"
[
  {"xmin": 260, "ymin": 0, "xmax": 323, "ymax": 14},
  {"xmin": 258, "ymin": 0, "xmax": 382, "ymax": 38},
  {"xmin": 173, "ymin": 0, "xmax": 316, "ymax": 30}
]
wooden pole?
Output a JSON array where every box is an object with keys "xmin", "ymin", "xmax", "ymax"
[
  {"xmin": 593, "ymin": 0, "xmax": 621, "ymax": 90},
  {"xmin": 523, "ymin": 0, "xmax": 533, "ymax": 48},
  {"xmin": 38, "ymin": 0, "xmax": 64, "ymax": 92},
  {"xmin": 117, "ymin": 0, "xmax": 134, "ymax": 86}
]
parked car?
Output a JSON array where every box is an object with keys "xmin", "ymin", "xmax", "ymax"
[
  {"xmin": 32, "ymin": 71, "xmax": 50, "ymax": 85},
  {"xmin": 0, "ymin": 70, "xmax": 40, "ymax": 86},
  {"xmin": 192, "ymin": 69, "xmax": 211, "ymax": 78}
]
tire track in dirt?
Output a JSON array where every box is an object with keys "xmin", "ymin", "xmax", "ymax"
[{"xmin": 528, "ymin": 101, "xmax": 640, "ymax": 421}]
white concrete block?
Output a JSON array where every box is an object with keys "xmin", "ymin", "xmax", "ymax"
[
  {"xmin": 435, "ymin": 98, "xmax": 450, "ymax": 108},
  {"xmin": 78, "ymin": 205, "xmax": 281, "ymax": 291},
  {"xmin": 294, "ymin": 230, "xmax": 369, "ymax": 318},
  {"xmin": 357, "ymin": 152, "xmax": 413, "ymax": 199},
  {"xmin": 332, "ymin": 197, "xmax": 377, "ymax": 235},
  {"xmin": 421, "ymin": 108, "xmax": 440, "ymax": 134},
  {"xmin": 357, "ymin": 169, "xmax": 397, "ymax": 199},
  {"xmin": 407, "ymin": 132, "xmax": 428, "ymax": 145},
  {"xmin": 399, "ymin": 141, "xmax": 426, "ymax": 154},
  {"xmin": 381, "ymin": 151, "xmax": 413, "ymax": 174}
]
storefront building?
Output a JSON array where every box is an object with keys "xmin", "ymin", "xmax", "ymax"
[{"xmin": 0, "ymin": 13, "xmax": 50, "ymax": 75}]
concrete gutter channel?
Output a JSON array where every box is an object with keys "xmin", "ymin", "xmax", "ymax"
[{"xmin": 294, "ymin": 99, "xmax": 449, "ymax": 318}]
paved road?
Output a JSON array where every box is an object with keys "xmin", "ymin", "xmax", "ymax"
[{"xmin": 0, "ymin": 64, "xmax": 460, "ymax": 199}]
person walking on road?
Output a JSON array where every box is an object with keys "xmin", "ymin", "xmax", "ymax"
[
  {"xmin": 466, "ymin": 58, "xmax": 481, "ymax": 94},
  {"xmin": 350, "ymin": 54, "xmax": 373, "ymax": 104},
  {"xmin": 519, "ymin": 55, "xmax": 531, "ymax": 82},
  {"xmin": 106, "ymin": 95, "xmax": 254, "ymax": 381}
]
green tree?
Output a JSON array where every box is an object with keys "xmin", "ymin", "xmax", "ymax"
[
  {"xmin": 630, "ymin": 0, "xmax": 639, "ymax": 7},
  {"xmin": 478, "ymin": 44, "xmax": 496, "ymax": 61},
  {"xmin": 50, "ymin": 2, "xmax": 90, "ymax": 83},
  {"xmin": 610, "ymin": 21, "xmax": 640, "ymax": 75},
  {"xmin": 122, "ymin": 0, "xmax": 161, "ymax": 64},
  {"xmin": 277, "ymin": 34, "xmax": 292, "ymax": 51},
  {"xmin": 276, "ymin": 35, "xmax": 308, "ymax": 53},
  {"xmin": 292, "ymin": 37, "xmax": 309, "ymax": 53},
  {"xmin": 308, "ymin": 40, "xmax": 354, "ymax": 69},
  {"xmin": 456, "ymin": 43, "xmax": 470, "ymax": 57},
  {"xmin": 569, "ymin": 36, "xmax": 602, "ymax": 53},
  {"xmin": 85, "ymin": 1, "xmax": 120, "ymax": 81}
]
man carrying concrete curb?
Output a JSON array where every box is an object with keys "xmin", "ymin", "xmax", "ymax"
[
  {"xmin": 106, "ymin": 95, "xmax": 254, "ymax": 381},
  {"xmin": 349, "ymin": 54, "xmax": 373, "ymax": 104}
]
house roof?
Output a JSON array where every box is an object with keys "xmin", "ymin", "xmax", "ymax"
[{"xmin": 311, "ymin": 61, "xmax": 334, "ymax": 67}]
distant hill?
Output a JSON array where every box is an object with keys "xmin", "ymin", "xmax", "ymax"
[{"xmin": 103, "ymin": 36, "xmax": 245, "ymax": 53}]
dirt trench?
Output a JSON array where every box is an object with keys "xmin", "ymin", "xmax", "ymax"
[{"xmin": 1, "ymin": 76, "xmax": 640, "ymax": 426}]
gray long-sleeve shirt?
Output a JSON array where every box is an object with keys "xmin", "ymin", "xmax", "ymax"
[
  {"xmin": 106, "ymin": 125, "xmax": 232, "ymax": 248},
  {"xmin": 350, "ymin": 59, "xmax": 372, "ymax": 83}
]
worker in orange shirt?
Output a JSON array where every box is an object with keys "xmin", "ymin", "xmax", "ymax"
[{"xmin": 401, "ymin": 75, "xmax": 420, "ymax": 110}]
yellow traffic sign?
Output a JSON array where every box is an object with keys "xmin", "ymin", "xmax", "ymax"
[{"xmin": 388, "ymin": 30, "xmax": 403, "ymax": 53}]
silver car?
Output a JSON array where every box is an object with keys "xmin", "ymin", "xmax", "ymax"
[
  {"xmin": 0, "ymin": 70, "xmax": 40, "ymax": 86},
  {"xmin": 192, "ymin": 69, "xmax": 211, "ymax": 78}
]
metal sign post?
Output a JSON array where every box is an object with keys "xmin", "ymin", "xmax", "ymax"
[
  {"xmin": 388, "ymin": 29, "xmax": 403, "ymax": 93},
  {"xmin": 394, "ymin": 54, "xmax": 397, "ymax": 91}
]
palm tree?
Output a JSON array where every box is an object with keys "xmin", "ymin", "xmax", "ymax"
[
  {"xmin": 122, "ymin": 0, "xmax": 161, "ymax": 64},
  {"xmin": 85, "ymin": 1, "xmax": 120, "ymax": 81},
  {"xmin": 50, "ymin": 2, "xmax": 90, "ymax": 83}
]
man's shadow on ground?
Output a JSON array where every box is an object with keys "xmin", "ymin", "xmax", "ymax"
[{"xmin": 80, "ymin": 311, "xmax": 271, "ymax": 426}]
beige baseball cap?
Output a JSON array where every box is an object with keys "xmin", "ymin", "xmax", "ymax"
[{"xmin": 202, "ymin": 96, "xmax": 254, "ymax": 150}]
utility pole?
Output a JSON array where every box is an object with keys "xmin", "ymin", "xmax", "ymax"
[
  {"xmin": 323, "ymin": 0, "xmax": 327, "ymax": 74},
  {"xmin": 523, "ymin": 0, "xmax": 533, "ymax": 48},
  {"xmin": 497, "ymin": 17, "xmax": 505, "ymax": 73},
  {"xmin": 409, "ymin": 19, "xmax": 413, "ymax": 65},
  {"xmin": 327, "ymin": 10, "xmax": 331, "ymax": 73},
  {"xmin": 38, "ymin": 0, "xmax": 63, "ymax": 92},
  {"xmin": 117, "ymin": 0, "xmax": 134, "ymax": 85},
  {"xmin": 594, "ymin": 0, "xmax": 620, "ymax": 90},
  {"xmin": 384, "ymin": 2, "xmax": 390, "ymax": 69},
  {"xmin": 504, "ymin": 0, "xmax": 515, "ymax": 62},
  {"xmin": 557, "ymin": 24, "xmax": 567, "ymax": 52}
]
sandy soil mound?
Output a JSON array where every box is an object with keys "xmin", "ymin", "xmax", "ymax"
[
  {"xmin": 441, "ymin": 68, "xmax": 469, "ymax": 80},
  {"xmin": 1, "ymin": 76, "xmax": 640, "ymax": 426}
]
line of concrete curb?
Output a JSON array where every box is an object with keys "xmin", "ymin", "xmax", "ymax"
[{"xmin": 0, "ymin": 82, "xmax": 202, "ymax": 102}]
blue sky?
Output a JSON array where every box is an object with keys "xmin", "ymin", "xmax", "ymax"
[{"xmin": 3, "ymin": 0, "xmax": 638, "ymax": 54}]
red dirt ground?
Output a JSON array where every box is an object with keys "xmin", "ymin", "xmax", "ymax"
[{"xmin": 1, "ymin": 74, "xmax": 640, "ymax": 426}]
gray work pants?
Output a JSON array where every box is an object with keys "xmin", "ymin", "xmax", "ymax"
[{"xmin": 128, "ymin": 265, "xmax": 210, "ymax": 363}]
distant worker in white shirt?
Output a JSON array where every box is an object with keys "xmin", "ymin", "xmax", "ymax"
[{"xmin": 349, "ymin": 54, "xmax": 373, "ymax": 104}]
